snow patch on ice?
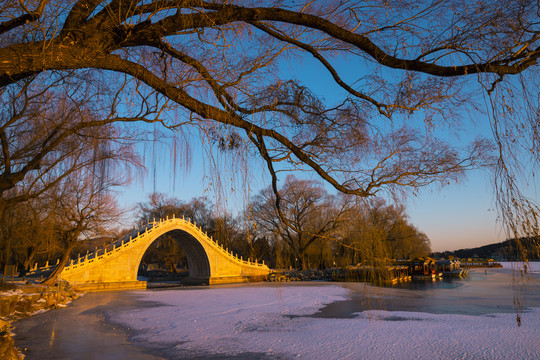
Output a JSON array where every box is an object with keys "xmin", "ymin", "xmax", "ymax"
[
  {"xmin": 29, "ymin": 308, "xmax": 50, "ymax": 316},
  {"xmin": 500, "ymin": 261, "xmax": 540, "ymax": 273},
  {"xmin": 111, "ymin": 285, "xmax": 540, "ymax": 360}
]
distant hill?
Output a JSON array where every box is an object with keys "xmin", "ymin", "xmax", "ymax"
[{"xmin": 432, "ymin": 237, "xmax": 540, "ymax": 261}]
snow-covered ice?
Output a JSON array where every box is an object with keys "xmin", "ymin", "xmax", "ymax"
[
  {"xmin": 500, "ymin": 261, "xmax": 540, "ymax": 273},
  {"xmin": 111, "ymin": 279, "xmax": 540, "ymax": 360}
]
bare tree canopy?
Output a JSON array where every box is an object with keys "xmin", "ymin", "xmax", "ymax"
[
  {"xmin": 250, "ymin": 175, "xmax": 352, "ymax": 269},
  {"xmin": 0, "ymin": 1, "xmax": 538, "ymax": 238},
  {"xmin": 0, "ymin": 75, "xmax": 143, "ymax": 204}
]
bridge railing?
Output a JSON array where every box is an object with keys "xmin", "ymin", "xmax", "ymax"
[
  {"xmin": 37, "ymin": 215, "xmax": 268, "ymax": 275},
  {"xmin": 25, "ymin": 259, "xmax": 59, "ymax": 276},
  {"xmin": 64, "ymin": 222, "xmax": 159, "ymax": 272}
]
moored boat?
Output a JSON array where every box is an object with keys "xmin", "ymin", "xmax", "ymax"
[
  {"xmin": 435, "ymin": 259, "xmax": 469, "ymax": 277},
  {"xmin": 407, "ymin": 257, "xmax": 441, "ymax": 279}
]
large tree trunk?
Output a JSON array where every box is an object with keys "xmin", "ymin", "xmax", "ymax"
[
  {"xmin": 41, "ymin": 241, "xmax": 76, "ymax": 287},
  {"xmin": 23, "ymin": 246, "xmax": 38, "ymax": 271}
]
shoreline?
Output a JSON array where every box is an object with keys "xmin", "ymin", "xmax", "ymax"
[{"xmin": 0, "ymin": 284, "xmax": 81, "ymax": 360}]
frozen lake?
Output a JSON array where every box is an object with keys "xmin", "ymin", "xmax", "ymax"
[{"xmin": 14, "ymin": 263, "xmax": 540, "ymax": 359}]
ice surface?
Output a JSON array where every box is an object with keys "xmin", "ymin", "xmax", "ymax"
[
  {"xmin": 111, "ymin": 284, "xmax": 540, "ymax": 360},
  {"xmin": 500, "ymin": 261, "xmax": 540, "ymax": 273}
]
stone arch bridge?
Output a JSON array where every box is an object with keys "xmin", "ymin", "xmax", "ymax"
[{"xmin": 35, "ymin": 216, "xmax": 270, "ymax": 291}]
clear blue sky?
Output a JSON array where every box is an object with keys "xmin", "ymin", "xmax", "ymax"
[{"xmin": 117, "ymin": 49, "xmax": 537, "ymax": 253}]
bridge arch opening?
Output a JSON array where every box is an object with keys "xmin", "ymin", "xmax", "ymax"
[{"xmin": 136, "ymin": 229, "xmax": 211, "ymax": 285}]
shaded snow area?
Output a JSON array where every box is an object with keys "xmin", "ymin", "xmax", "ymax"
[{"xmin": 111, "ymin": 285, "xmax": 540, "ymax": 360}]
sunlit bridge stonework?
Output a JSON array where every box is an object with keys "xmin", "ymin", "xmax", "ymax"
[{"xmin": 53, "ymin": 216, "xmax": 270, "ymax": 290}]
